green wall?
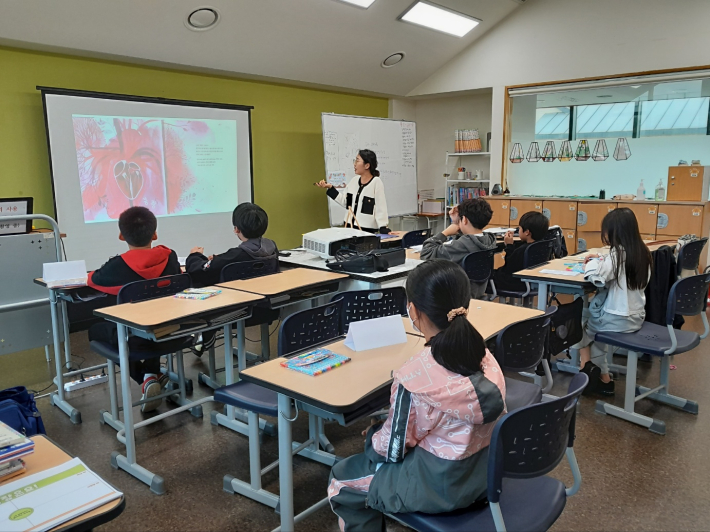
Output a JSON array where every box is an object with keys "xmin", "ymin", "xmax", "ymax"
[{"xmin": 0, "ymin": 46, "xmax": 388, "ymax": 247}]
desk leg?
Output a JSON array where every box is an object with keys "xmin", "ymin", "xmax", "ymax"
[
  {"xmin": 48, "ymin": 289, "xmax": 81, "ymax": 424},
  {"xmin": 60, "ymin": 299, "xmax": 72, "ymax": 370},
  {"xmin": 278, "ymin": 393, "xmax": 295, "ymax": 532},
  {"xmin": 536, "ymin": 282, "xmax": 548, "ymax": 311},
  {"xmin": 111, "ymin": 323, "xmax": 166, "ymax": 495}
]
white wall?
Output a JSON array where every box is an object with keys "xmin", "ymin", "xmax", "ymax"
[{"xmin": 407, "ymin": 0, "xmax": 710, "ymax": 189}]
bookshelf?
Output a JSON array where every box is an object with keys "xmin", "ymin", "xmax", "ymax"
[{"xmin": 444, "ymin": 152, "xmax": 492, "ymax": 220}]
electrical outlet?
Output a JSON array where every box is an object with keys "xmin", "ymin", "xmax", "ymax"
[{"xmin": 64, "ymin": 374, "xmax": 108, "ymax": 393}]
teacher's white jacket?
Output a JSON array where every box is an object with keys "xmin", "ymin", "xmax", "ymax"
[{"xmin": 326, "ymin": 176, "xmax": 389, "ymax": 232}]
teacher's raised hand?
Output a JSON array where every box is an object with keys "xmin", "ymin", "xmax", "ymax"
[{"xmin": 315, "ymin": 179, "xmax": 332, "ymax": 189}]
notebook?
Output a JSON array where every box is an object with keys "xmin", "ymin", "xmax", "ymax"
[
  {"xmin": 280, "ymin": 348, "xmax": 351, "ymax": 376},
  {"xmin": 174, "ymin": 288, "xmax": 222, "ymax": 300}
]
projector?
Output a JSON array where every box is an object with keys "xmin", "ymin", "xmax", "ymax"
[{"xmin": 302, "ymin": 228, "xmax": 380, "ymax": 259}]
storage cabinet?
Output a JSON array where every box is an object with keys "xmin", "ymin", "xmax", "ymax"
[
  {"xmin": 577, "ymin": 202, "xmax": 616, "ymax": 232},
  {"xmin": 618, "ymin": 203, "xmax": 659, "ymax": 234},
  {"xmin": 563, "ymin": 229, "xmax": 577, "ymax": 254},
  {"xmin": 543, "ymin": 200, "xmax": 578, "ymax": 230},
  {"xmin": 509, "ymin": 199, "xmax": 543, "ymax": 224},
  {"xmin": 666, "ymin": 166, "xmax": 710, "ymax": 202},
  {"xmin": 577, "ymin": 231, "xmax": 603, "ymax": 252},
  {"xmin": 657, "ymin": 204, "xmax": 703, "ymax": 236},
  {"xmin": 487, "ymin": 198, "xmax": 511, "ymax": 227}
]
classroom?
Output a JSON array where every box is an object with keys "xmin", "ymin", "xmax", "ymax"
[{"xmin": 1, "ymin": 0, "xmax": 710, "ymax": 530}]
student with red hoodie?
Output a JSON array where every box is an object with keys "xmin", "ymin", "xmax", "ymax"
[{"xmin": 87, "ymin": 206, "xmax": 181, "ymax": 412}]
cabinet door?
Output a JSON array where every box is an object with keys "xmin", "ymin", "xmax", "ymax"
[
  {"xmin": 657, "ymin": 204, "xmax": 703, "ymax": 236},
  {"xmin": 509, "ymin": 200, "xmax": 543, "ymax": 224},
  {"xmin": 577, "ymin": 203, "xmax": 616, "ymax": 231},
  {"xmin": 617, "ymin": 203, "xmax": 658, "ymax": 234},
  {"xmin": 543, "ymin": 201, "xmax": 578, "ymax": 230},
  {"xmin": 486, "ymin": 198, "xmax": 511, "ymax": 226},
  {"xmin": 667, "ymin": 166, "xmax": 704, "ymax": 202},
  {"xmin": 577, "ymin": 231, "xmax": 603, "ymax": 252},
  {"xmin": 563, "ymin": 229, "xmax": 577, "ymax": 254}
]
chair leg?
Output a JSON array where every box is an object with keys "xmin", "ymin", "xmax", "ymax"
[
  {"xmin": 100, "ymin": 360, "xmax": 124, "ymax": 431},
  {"xmin": 637, "ymin": 356, "xmax": 698, "ymax": 414},
  {"xmin": 260, "ymin": 323, "xmax": 271, "ymax": 362},
  {"xmin": 198, "ymin": 346, "xmax": 222, "ymax": 390},
  {"xmin": 595, "ymin": 351, "xmax": 666, "ymax": 435},
  {"xmin": 293, "ymin": 415, "xmax": 337, "ymax": 467},
  {"xmin": 168, "ymin": 351, "xmax": 203, "ymax": 418},
  {"xmin": 317, "ymin": 416, "xmax": 335, "ymax": 453}
]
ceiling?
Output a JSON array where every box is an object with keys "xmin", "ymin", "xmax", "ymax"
[{"xmin": 0, "ymin": 0, "xmax": 523, "ymax": 97}]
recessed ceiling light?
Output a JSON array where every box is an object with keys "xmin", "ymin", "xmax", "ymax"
[
  {"xmin": 381, "ymin": 52, "xmax": 405, "ymax": 68},
  {"xmin": 336, "ymin": 0, "xmax": 377, "ymax": 8},
  {"xmin": 185, "ymin": 7, "xmax": 220, "ymax": 31},
  {"xmin": 399, "ymin": 1, "xmax": 480, "ymax": 37},
  {"xmin": 630, "ymin": 85, "xmax": 641, "ymax": 89}
]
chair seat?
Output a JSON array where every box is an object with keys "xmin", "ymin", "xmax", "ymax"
[
  {"xmin": 391, "ymin": 476, "xmax": 566, "ymax": 532},
  {"xmin": 595, "ymin": 322, "xmax": 700, "ymax": 357},
  {"xmin": 90, "ymin": 337, "xmax": 193, "ymax": 364},
  {"xmin": 245, "ymin": 307, "xmax": 280, "ymax": 328},
  {"xmin": 214, "ymin": 381, "xmax": 278, "ymax": 417},
  {"xmin": 504, "ymin": 377, "xmax": 542, "ymax": 412}
]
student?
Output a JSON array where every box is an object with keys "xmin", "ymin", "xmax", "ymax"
[
  {"xmin": 87, "ymin": 206, "xmax": 181, "ymax": 412},
  {"xmin": 186, "ymin": 202, "xmax": 278, "ymax": 287},
  {"xmin": 492, "ymin": 211, "xmax": 549, "ymax": 292},
  {"xmin": 327, "ymin": 260, "xmax": 506, "ymax": 531},
  {"xmin": 420, "ymin": 198, "xmax": 497, "ymax": 297},
  {"xmin": 576, "ymin": 208, "xmax": 652, "ymax": 395}
]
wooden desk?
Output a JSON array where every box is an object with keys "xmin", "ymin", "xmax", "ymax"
[
  {"xmin": 402, "ymin": 301, "xmax": 542, "ymax": 340},
  {"xmin": 0, "ymin": 436, "xmax": 125, "ymax": 531},
  {"xmin": 217, "ymin": 268, "xmax": 346, "ymax": 304}
]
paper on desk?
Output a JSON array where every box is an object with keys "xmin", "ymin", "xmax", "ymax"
[
  {"xmin": 409, "ymin": 244, "xmax": 423, "ymax": 252},
  {"xmin": 42, "ymin": 260, "xmax": 87, "ymax": 288},
  {"xmin": 178, "ymin": 256, "xmax": 187, "ymax": 266},
  {"xmin": 344, "ymin": 315, "xmax": 407, "ymax": 352},
  {"xmin": 483, "ymin": 227, "xmax": 509, "ymax": 235},
  {"xmin": 0, "ymin": 457, "xmax": 122, "ymax": 532},
  {"xmin": 539, "ymin": 269, "xmax": 581, "ymax": 277}
]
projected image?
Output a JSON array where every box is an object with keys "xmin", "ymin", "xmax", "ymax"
[{"xmin": 72, "ymin": 116, "xmax": 238, "ymax": 222}]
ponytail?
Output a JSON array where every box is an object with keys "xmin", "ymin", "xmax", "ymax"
[{"xmin": 405, "ymin": 260, "xmax": 486, "ymax": 376}]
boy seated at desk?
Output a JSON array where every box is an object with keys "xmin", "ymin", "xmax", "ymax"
[
  {"xmin": 420, "ymin": 198, "xmax": 497, "ymax": 298},
  {"xmin": 87, "ymin": 206, "xmax": 181, "ymax": 412},
  {"xmin": 186, "ymin": 202, "xmax": 279, "ymax": 355},
  {"xmin": 491, "ymin": 211, "xmax": 549, "ymax": 293}
]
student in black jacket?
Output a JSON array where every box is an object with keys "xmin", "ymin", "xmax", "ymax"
[
  {"xmin": 87, "ymin": 207, "xmax": 181, "ymax": 413},
  {"xmin": 186, "ymin": 202, "xmax": 278, "ymax": 287},
  {"xmin": 492, "ymin": 211, "xmax": 549, "ymax": 292}
]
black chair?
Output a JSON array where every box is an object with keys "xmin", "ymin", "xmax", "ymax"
[
  {"xmin": 91, "ymin": 274, "xmax": 199, "ymax": 431},
  {"xmin": 496, "ymin": 239, "xmax": 555, "ymax": 306},
  {"xmin": 545, "ymin": 226, "xmax": 567, "ymax": 259},
  {"xmin": 462, "ymin": 249, "xmax": 497, "ymax": 300},
  {"xmin": 389, "ymin": 372, "xmax": 588, "ymax": 532},
  {"xmin": 214, "ymin": 300, "xmax": 344, "ymax": 508},
  {"xmin": 494, "ymin": 311, "xmax": 553, "ymax": 412},
  {"xmin": 331, "ymin": 287, "xmax": 407, "ymax": 332},
  {"xmin": 402, "ymin": 229, "xmax": 431, "ymax": 248},
  {"xmin": 677, "ymin": 237, "xmax": 708, "ymax": 279},
  {"xmin": 595, "ymin": 273, "xmax": 710, "ymax": 435}
]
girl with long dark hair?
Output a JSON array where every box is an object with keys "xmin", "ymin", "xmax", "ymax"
[
  {"xmin": 578, "ymin": 208, "xmax": 652, "ymax": 395},
  {"xmin": 327, "ymin": 260, "xmax": 506, "ymax": 531}
]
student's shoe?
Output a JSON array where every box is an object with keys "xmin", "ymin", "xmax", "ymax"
[
  {"xmin": 141, "ymin": 377, "xmax": 163, "ymax": 413},
  {"xmin": 596, "ymin": 377, "xmax": 615, "ymax": 396},
  {"xmin": 157, "ymin": 372, "xmax": 171, "ymax": 389},
  {"xmin": 580, "ymin": 361, "xmax": 600, "ymax": 396},
  {"xmin": 191, "ymin": 330, "xmax": 217, "ymax": 357}
]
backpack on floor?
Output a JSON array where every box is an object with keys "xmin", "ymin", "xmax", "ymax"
[{"xmin": 0, "ymin": 387, "xmax": 46, "ymax": 436}]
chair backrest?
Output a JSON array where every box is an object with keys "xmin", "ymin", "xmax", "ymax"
[
  {"xmin": 523, "ymin": 239, "xmax": 555, "ymax": 269},
  {"xmin": 545, "ymin": 226, "xmax": 567, "ymax": 259},
  {"xmin": 677, "ymin": 237, "xmax": 708, "ymax": 276},
  {"xmin": 547, "ymin": 297, "xmax": 584, "ymax": 356},
  {"xmin": 219, "ymin": 258, "xmax": 280, "ymax": 283},
  {"xmin": 278, "ymin": 299, "xmax": 343, "ymax": 357},
  {"xmin": 331, "ymin": 288, "xmax": 407, "ymax": 332},
  {"xmin": 666, "ymin": 272, "xmax": 710, "ymax": 324},
  {"xmin": 495, "ymin": 312, "xmax": 552, "ymax": 372},
  {"xmin": 402, "ymin": 229, "xmax": 431, "ymax": 248},
  {"xmin": 117, "ymin": 273, "xmax": 192, "ymax": 304},
  {"xmin": 461, "ymin": 249, "xmax": 496, "ymax": 284},
  {"xmin": 487, "ymin": 372, "xmax": 588, "ymax": 503}
]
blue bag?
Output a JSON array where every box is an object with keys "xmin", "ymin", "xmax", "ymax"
[{"xmin": 0, "ymin": 387, "xmax": 46, "ymax": 436}]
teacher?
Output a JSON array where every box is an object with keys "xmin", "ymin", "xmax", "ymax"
[{"xmin": 316, "ymin": 149, "xmax": 390, "ymax": 234}]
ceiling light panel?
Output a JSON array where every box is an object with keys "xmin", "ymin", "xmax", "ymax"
[
  {"xmin": 400, "ymin": 1, "xmax": 479, "ymax": 37},
  {"xmin": 337, "ymin": 0, "xmax": 377, "ymax": 8}
]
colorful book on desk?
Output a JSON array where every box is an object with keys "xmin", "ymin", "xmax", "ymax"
[
  {"xmin": 174, "ymin": 288, "xmax": 222, "ymax": 300},
  {"xmin": 280, "ymin": 348, "xmax": 351, "ymax": 376},
  {"xmin": 0, "ymin": 439, "xmax": 34, "ymax": 465}
]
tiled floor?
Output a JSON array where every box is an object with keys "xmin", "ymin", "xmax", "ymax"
[{"xmin": 2, "ymin": 315, "xmax": 710, "ymax": 531}]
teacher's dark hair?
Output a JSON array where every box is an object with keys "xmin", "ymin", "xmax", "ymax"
[
  {"xmin": 406, "ymin": 260, "xmax": 486, "ymax": 376},
  {"xmin": 358, "ymin": 149, "xmax": 380, "ymax": 177}
]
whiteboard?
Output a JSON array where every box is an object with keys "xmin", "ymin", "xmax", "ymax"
[{"xmin": 322, "ymin": 113, "xmax": 417, "ymax": 226}]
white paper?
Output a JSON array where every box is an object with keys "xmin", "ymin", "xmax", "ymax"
[
  {"xmin": 483, "ymin": 227, "xmax": 509, "ymax": 234},
  {"xmin": 344, "ymin": 315, "xmax": 408, "ymax": 352},
  {"xmin": 0, "ymin": 457, "xmax": 122, "ymax": 532},
  {"xmin": 539, "ymin": 269, "xmax": 581, "ymax": 277},
  {"xmin": 409, "ymin": 244, "xmax": 423, "ymax": 252},
  {"xmin": 178, "ymin": 256, "xmax": 187, "ymax": 266},
  {"xmin": 42, "ymin": 260, "xmax": 87, "ymax": 288}
]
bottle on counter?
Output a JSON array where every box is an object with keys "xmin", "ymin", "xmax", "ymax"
[
  {"xmin": 636, "ymin": 180, "xmax": 646, "ymax": 201},
  {"xmin": 655, "ymin": 179, "xmax": 666, "ymax": 201}
]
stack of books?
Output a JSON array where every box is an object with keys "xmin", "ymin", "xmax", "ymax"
[
  {"xmin": 454, "ymin": 129, "xmax": 483, "ymax": 153},
  {"xmin": 0, "ymin": 422, "xmax": 35, "ymax": 481},
  {"xmin": 449, "ymin": 185, "xmax": 487, "ymax": 205}
]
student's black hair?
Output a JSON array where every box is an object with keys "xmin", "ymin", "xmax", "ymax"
[
  {"xmin": 458, "ymin": 198, "xmax": 493, "ymax": 230},
  {"xmin": 118, "ymin": 206, "xmax": 157, "ymax": 247},
  {"xmin": 405, "ymin": 260, "xmax": 486, "ymax": 376},
  {"xmin": 232, "ymin": 202, "xmax": 269, "ymax": 239},
  {"xmin": 519, "ymin": 211, "xmax": 549, "ymax": 241},
  {"xmin": 601, "ymin": 208, "xmax": 652, "ymax": 291},
  {"xmin": 358, "ymin": 149, "xmax": 380, "ymax": 178}
]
